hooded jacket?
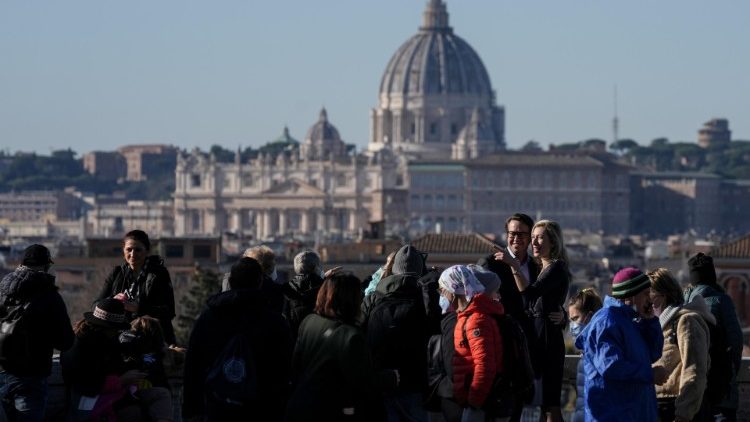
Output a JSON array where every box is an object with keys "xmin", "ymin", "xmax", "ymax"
[
  {"xmin": 362, "ymin": 271, "xmax": 429, "ymax": 393},
  {"xmin": 575, "ymin": 296, "xmax": 663, "ymax": 422},
  {"xmin": 0, "ymin": 266, "xmax": 74, "ymax": 376},
  {"xmin": 452, "ymin": 294, "xmax": 504, "ymax": 408},
  {"xmin": 282, "ymin": 272, "xmax": 324, "ymax": 340},
  {"xmin": 684, "ymin": 283, "xmax": 743, "ymax": 375},
  {"xmin": 182, "ymin": 288, "xmax": 292, "ymax": 421},
  {"xmin": 97, "ymin": 255, "xmax": 176, "ymax": 345},
  {"xmin": 653, "ymin": 295, "xmax": 713, "ymax": 420}
]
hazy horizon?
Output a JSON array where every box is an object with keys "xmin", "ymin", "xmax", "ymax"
[{"xmin": 2, "ymin": 0, "xmax": 748, "ymax": 155}]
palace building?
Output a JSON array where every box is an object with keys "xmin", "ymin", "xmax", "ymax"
[{"xmin": 174, "ymin": 1, "xmax": 630, "ymax": 240}]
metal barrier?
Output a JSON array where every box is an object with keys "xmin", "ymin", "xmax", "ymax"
[{"xmin": 12, "ymin": 356, "xmax": 750, "ymax": 421}]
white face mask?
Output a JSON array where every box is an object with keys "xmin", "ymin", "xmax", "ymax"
[
  {"xmin": 319, "ymin": 269, "xmax": 326, "ymax": 279},
  {"xmin": 270, "ymin": 268, "xmax": 278, "ymax": 282},
  {"xmin": 439, "ymin": 296, "xmax": 451, "ymax": 314},
  {"xmin": 569, "ymin": 321, "xmax": 584, "ymax": 337}
]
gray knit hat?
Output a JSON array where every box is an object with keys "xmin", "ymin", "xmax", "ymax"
[
  {"xmin": 391, "ymin": 245, "xmax": 425, "ymax": 276},
  {"xmin": 467, "ymin": 264, "xmax": 500, "ymax": 295},
  {"xmin": 294, "ymin": 250, "xmax": 321, "ymax": 275}
]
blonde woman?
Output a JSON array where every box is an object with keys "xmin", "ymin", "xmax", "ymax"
[{"xmin": 496, "ymin": 219, "xmax": 569, "ymax": 422}]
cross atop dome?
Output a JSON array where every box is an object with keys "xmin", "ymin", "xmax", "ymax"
[{"xmin": 420, "ymin": 0, "xmax": 451, "ymax": 32}]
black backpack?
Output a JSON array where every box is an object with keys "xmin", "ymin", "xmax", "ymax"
[
  {"xmin": 704, "ymin": 321, "xmax": 733, "ymax": 405},
  {"xmin": 205, "ymin": 325, "xmax": 258, "ymax": 407},
  {"xmin": 669, "ymin": 315, "xmax": 733, "ymax": 406},
  {"xmin": 0, "ymin": 293, "xmax": 33, "ymax": 367},
  {"xmin": 366, "ymin": 294, "xmax": 427, "ymax": 390},
  {"xmin": 461, "ymin": 313, "xmax": 535, "ymax": 417}
]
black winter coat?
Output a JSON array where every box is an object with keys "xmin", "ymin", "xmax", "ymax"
[
  {"xmin": 417, "ymin": 269, "xmax": 444, "ymax": 336},
  {"xmin": 286, "ymin": 314, "xmax": 385, "ymax": 422},
  {"xmin": 282, "ymin": 273, "xmax": 323, "ymax": 340},
  {"xmin": 437, "ymin": 312, "xmax": 457, "ymax": 398},
  {"xmin": 60, "ymin": 325, "xmax": 124, "ymax": 396},
  {"xmin": 97, "ymin": 255, "xmax": 176, "ymax": 345},
  {"xmin": 262, "ymin": 274, "xmax": 286, "ymax": 314},
  {"xmin": 182, "ymin": 288, "xmax": 292, "ymax": 421},
  {"xmin": 0, "ymin": 266, "xmax": 74, "ymax": 376},
  {"xmin": 362, "ymin": 273, "xmax": 429, "ymax": 394}
]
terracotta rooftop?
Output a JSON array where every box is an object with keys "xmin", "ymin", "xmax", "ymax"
[
  {"xmin": 712, "ymin": 234, "xmax": 750, "ymax": 259},
  {"xmin": 411, "ymin": 233, "xmax": 498, "ymax": 255}
]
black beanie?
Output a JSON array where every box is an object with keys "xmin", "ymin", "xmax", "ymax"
[{"xmin": 688, "ymin": 253, "xmax": 716, "ymax": 285}]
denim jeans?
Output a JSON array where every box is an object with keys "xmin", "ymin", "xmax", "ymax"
[{"xmin": 0, "ymin": 371, "xmax": 48, "ymax": 422}]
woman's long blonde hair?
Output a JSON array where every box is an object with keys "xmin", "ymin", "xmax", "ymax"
[{"xmin": 532, "ymin": 219, "xmax": 569, "ymax": 264}]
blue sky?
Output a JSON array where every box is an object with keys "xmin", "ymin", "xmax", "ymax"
[{"xmin": 1, "ymin": 1, "xmax": 748, "ymax": 155}]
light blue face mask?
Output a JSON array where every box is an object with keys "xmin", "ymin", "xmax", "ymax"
[
  {"xmin": 439, "ymin": 295, "xmax": 451, "ymax": 314},
  {"xmin": 569, "ymin": 321, "xmax": 583, "ymax": 337}
]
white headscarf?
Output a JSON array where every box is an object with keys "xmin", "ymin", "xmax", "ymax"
[{"xmin": 438, "ymin": 265, "xmax": 485, "ymax": 302}]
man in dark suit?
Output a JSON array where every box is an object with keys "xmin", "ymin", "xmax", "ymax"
[
  {"xmin": 477, "ymin": 213, "xmax": 539, "ymax": 422},
  {"xmin": 478, "ymin": 213, "xmax": 539, "ymax": 323}
]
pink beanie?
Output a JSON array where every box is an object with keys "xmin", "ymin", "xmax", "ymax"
[{"xmin": 611, "ymin": 267, "xmax": 650, "ymax": 299}]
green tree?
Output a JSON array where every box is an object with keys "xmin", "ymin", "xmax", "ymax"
[
  {"xmin": 174, "ymin": 265, "xmax": 222, "ymax": 346},
  {"xmin": 520, "ymin": 140, "xmax": 543, "ymax": 152},
  {"xmin": 210, "ymin": 144, "xmax": 235, "ymax": 163},
  {"xmin": 609, "ymin": 139, "xmax": 639, "ymax": 155}
]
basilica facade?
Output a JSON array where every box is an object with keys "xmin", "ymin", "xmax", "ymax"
[{"xmin": 174, "ymin": 0, "xmax": 630, "ymax": 239}]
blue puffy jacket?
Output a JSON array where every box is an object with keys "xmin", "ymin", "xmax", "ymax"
[{"xmin": 574, "ymin": 296, "xmax": 663, "ymax": 422}]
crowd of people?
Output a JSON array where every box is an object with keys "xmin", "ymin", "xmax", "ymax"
[{"xmin": 0, "ymin": 214, "xmax": 745, "ymax": 421}]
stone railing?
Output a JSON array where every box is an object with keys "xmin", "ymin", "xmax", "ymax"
[{"xmin": 15, "ymin": 356, "xmax": 750, "ymax": 422}]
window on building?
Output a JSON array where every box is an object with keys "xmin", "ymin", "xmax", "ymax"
[
  {"xmin": 411, "ymin": 122, "xmax": 416, "ymax": 135},
  {"xmin": 448, "ymin": 194, "xmax": 457, "ymax": 209},
  {"xmin": 191, "ymin": 174, "xmax": 201, "ymax": 187},
  {"xmin": 193, "ymin": 244, "xmax": 212, "ymax": 259},
  {"xmin": 242, "ymin": 173, "xmax": 253, "ymax": 186},
  {"xmin": 430, "ymin": 123, "xmax": 437, "ymax": 135},
  {"xmin": 191, "ymin": 210, "xmax": 201, "ymax": 232},
  {"xmin": 451, "ymin": 123, "xmax": 458, "ymax": 135},
  {"xmin": 396, "ymin": 175, "xmax": 404, "ymax": 186},
  {"xmin": 165, "ymin": 244, "xmax": 184, "ymax": 258},
  {"xmin": 337, "ymin": 174, "xmax": 347, "ymax": 187},
  {"xmin": 410, "ymin": 194, "xmax": 420, "ymax": 209}
]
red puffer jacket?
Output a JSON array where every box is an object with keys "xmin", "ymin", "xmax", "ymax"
[{"xmin": 452, "ymin": 294, "xmax": 504, "ymax": 408}]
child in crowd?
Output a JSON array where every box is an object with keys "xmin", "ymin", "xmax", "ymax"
[{"xmin": 117, "ymin": 315, "xmax": 173, "ymax": 422}]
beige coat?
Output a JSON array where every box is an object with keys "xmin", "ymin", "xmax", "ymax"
[{"xmin": 653, "ymin": 295, "xmax": 714, "ymax": 420}]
